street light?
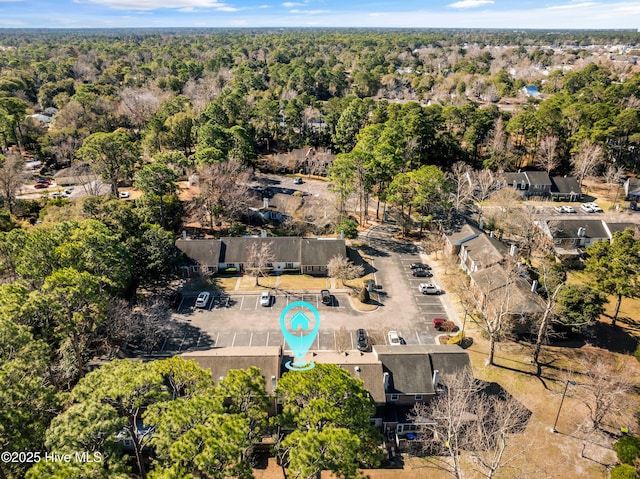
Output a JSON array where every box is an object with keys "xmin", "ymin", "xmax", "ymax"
[{"xmin": 552, "ymin": 379, "xmax": 576, "ymax": 433}]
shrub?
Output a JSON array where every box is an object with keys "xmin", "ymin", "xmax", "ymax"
[
  {"xmin": 610, "ymin": 464, "xmax": 639, "ymax": 479},
  {"xmin": 335, "ymin": 218, "xmax": 359, "ymax": 239},
  {"xmin": 634, "ymin": 343, "xmax": 640, "ymax": 363},
  {"xmin": 358, "ymin": 287, "xmax": 370, "ymax": 303},
  {"xmin": 447, "ymin": 331, "xmax": 465, "ymax": 345},
  {"xmin": 615, "ymin": 436, "xmax": 640, "ymax": 465}
]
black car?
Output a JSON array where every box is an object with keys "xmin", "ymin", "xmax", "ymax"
[
  {"xmin": 410, "ymin": 263, "xmax": 431, "ymax": 270},
  {"xmin": 321, "ymin": 289, "xmax": 332, "ymax": 305},
  {"xmin": 412, "ymin": 268, "xmax": 432, "ymax": 277},
  {"xmin": 356, "ymin": 328, "xmax": 369, "ymax": 351}
]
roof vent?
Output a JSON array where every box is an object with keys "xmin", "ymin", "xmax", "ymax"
[{"xmin": 354, "ymin": 366, "xmax": 361, "ymax": 372}]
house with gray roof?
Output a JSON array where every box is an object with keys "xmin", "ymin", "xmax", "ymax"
[
  {"xmin": 176, "ymin": 236, "xmax": 346, "ymax": 276},
  {"xmin": 624, "ymin": 177, "xmax": 640, "ymax": 201},
  {"xmin": 459, "ymin": 233, "xmax": 510, "ymax": 274},
  {"xmin": 444, "ymin": 222, "xmax": 482, "ymax": 256},
  {"xmin": 550, "ymin": 176, "xmax": 583, "ymax": 201},
  {"xmin": 536, "ymin": 219, "xmax": 611, "ymax": 259}
]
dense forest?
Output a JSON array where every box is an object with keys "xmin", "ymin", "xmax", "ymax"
[{"xmin": 1, "ymin": 28, "xmax": 640, "ymax": 478}]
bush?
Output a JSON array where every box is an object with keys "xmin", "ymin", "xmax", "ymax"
[
  {"xmin": 610, "ymin": 464, "xmax": 639, "ymax": 479},
  {"xmin": 335, "ymin": 218, "xmax": 359, "ymax": 239},
  {"xmin": 358, "ymin": 287, "xmax": 370, "ymax": 303},
  {"xmin": 615, "ymin": 436, "xmax": 640, "ymax": 465},
  {"xmin": 634, "ymin": 343, "xmax": 640, "ymax": 363},
  {"xmin": 447, "ymin": 331, "xmax": 465, "ymax": 345}
]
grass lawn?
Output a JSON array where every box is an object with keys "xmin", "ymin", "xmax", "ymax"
[
  {"xmin": 237, "ymin": 274, "xmax": 277, "ymax": 290},
  {"xmin": 215, "ymin": 275, "xmax": 240, "ymax": 291},
  {"xmin": 277, "ymin": 275, "xmax": 331, "ymax": 291}
]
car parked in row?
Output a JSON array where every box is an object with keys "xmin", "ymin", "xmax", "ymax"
[
  {"xmin": 419, "ymin": 283, "xmax": 442, "ymax": 295},
  {"xmin": 260, "ymin": 291, "xmax": 272, "ymax": 307},
  {"xmin": 410, "ymin": 263, "xmax": 431, "ymax": 270},
  {"xmin": 412, "ymin": 268, "xmax": 432, "ymax": 277},
  {"xmin": 387, "ymin": 330, "xmax": 402, "ymax": 346},
  {"xmin": 356, "ymin": 328, "xmax": 370, "ymax": 352},
  {"xmin": 580, "ymin": 202, "xmax": 603, "ymax": 213},
  {"xmin": 554, "ymin": 205, "xmax": 576, "ymax": 213},
  {"xmin": 321, "ymin": 289, "xmax": 332, "ymax": 305},
  {"xmin": 195, "ymin": 291, "xmax": 210, "ymax": 308},
  {"xmin": 433, "ymin": 318, "xmax": 456, "ymax": 331}
]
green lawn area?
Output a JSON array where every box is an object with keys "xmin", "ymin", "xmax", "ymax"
[
  {"xmin": 237, "ymin": 274, "xmax": 277, "ymax": 290},
  {"xmin": 277, "ymin": 275, "xmax": 331, "ymax": 290}
]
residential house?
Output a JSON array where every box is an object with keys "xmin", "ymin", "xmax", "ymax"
[
  {"xmin": 470, "ymin": 264, "xmax": 546, "ymax": 331},
  {"xmin": 444, "ymin": 222, "xmax": 482, "ymax": 256},
  {"xmin": 624, "ymin": 177, "xmax": 640, "ymax": 201},
  {"xmin": 536, "ymin": 219, "xmax": 611, "ymax": 259},
  {"xmin": 182, "ymin": 346, "xmax": 282, "ymax": 415},
  {"xmin": 459, "ymin": 233, "xmax": 509, "ymax": 274},
  {"xmin": 550, "ymin": 176, "xmax": 583, "ymax": 202},
  {"xmin": 176, "ymin": 236, "xmax": 347, "ymax": 277},
  {"xmin": 498, "ymin": 171, "xmax": 553, "ymax": 198}
]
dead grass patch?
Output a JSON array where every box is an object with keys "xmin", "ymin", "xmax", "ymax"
[{"xmin": 277, "ymin": 275, "xmax": 331, "ymax": 290}]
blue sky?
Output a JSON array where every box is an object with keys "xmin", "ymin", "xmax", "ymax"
[{"xmin": 0, "ymin": 0, "xmax": 639, "ymax": 29}]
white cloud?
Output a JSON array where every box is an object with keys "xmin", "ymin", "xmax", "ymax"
[
  {"xmin": 258, "ymin": 4, "xmax": 270, "ymax": 7},
  {"xmin": 282, "ymin": 2, "xmax": 304, "ymax": 6},
  {"xmin": 79, "ymin": 0, "xmax": 233, "ymax": 10},
  {"xmin": 289, "ymin": 8, "xmax": 329, "ymax": 14},
  {"xmin": 448, "ymin": 0, "xmax": 494, "ymax": 8},
  {"xmin": 546, "ymin": 2, "xmax": 597, "ymax": 10}
]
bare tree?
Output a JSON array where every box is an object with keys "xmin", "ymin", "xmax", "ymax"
[
  {"xmin": 571, "ymin": 141, "xmax": 605, "ymax": 188},
  {"xmin": 133, "ymin": 298, "xmax": 173, "ymax": 355},
  {"xmin": 327, "ymin": 255, "xmax": 364, "ymax": 284},
  {"xmin": 472, "ymin": 169, "xmax": 496, "ymax": 222},
  {"xmin": 473, "ymin": 261, "xmax": 518, "ymax": 366},
  {"xmin": 535, "ymin": 135, "xmax": 559, "ymax": 174},
  {"xmin": 0, "ymin": 153, "xmax": 27, "ymax": 214},
  {"xmin": 192, "ymin": 159, "xmax": 253, "ymax": 230},
  {"xmin": 118, "ymin": 88, "xmax": 161, "ymax": 129},
  {"xmin": 486, "ymin": 117, "xmax": 510, "ymax": 170},
  {"xmin": 603, "ymin": 164, "xmax": 626, "ymax": 200},
  {"xmin": 245, "ymin": 241, "xmax": 276, "ymax": 286},
  {"xmin": 575, "ymin": 351, "xmax": 635, "ymax": 432},
  {"xmin": 410, "ymin": 368, "xmax": 482, "ymax": 479},
  {"xmin": 447, "ymin": 161, "xmax": 474, "ymax": 213},
  {"xmin": 468, "ymin": 394, "xmax": 529, "ymax": 479}
]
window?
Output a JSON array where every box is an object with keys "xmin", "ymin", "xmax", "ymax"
[
  {"xmin": 266, "ymin": 263, "xmax": 273, "ymax": 268},
  {"xmin": 207, "ymin": 266, "xmax": 216, "ymax": 272},
  {"xmin": 390, "ymin": 394, "xmax": 399, "ymax": 402},
  {"xmin": 415, "ymin": 394, "xmax": 423, "ymax": 401},
  {"xmin": 320, "ymin": 265, "xmax": 326, "ymax": 271},
  {"xmin": 285, "ymin": 263, "xmax": 293, "ymax": 269},
  {"xmin": 306, "ymin": 266, "xmax": 313, "ymax": 272}
]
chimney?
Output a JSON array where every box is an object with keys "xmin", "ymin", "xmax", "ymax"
[
  {"xmin": 490, "ymin": 230, "xmax": 495, "ymax": 238},
  {"xmin": 340, "ymin": 230, "xmax": 345, "ymax": 240},
  {"xmin": 182, "ymin": 230, "xmax": 187, "ymax": 240},
  {"xmin": 354, "ymin": 366, "xmax": 361, "ymax": 372},
  {"xmin": 577, "ymin": 227, "xmax": 586, "ymax": 237},
  {"xmin": 263, "ymin": 197, "xmax": 269, "ymax": 208},
  {"xmin": 383, "ymin": 372, "xmax": 390, "ymax": 392},
  {"xmin": 479, "ymin": 218, "xmax": 484, "ymax": 230},
  {"xmin": 433, "ymin": 370, "xmax": 440, "ymax": 390},
  {"xmin": 531, "ymin": 279, "xmax": 538, "ymax": 293},
  {"xmin": 510, "ymin": 244, "xmax": 517, "ymax": 257},
  {"xmin": 261, "ymin": 230, "xmax": 267, "ymax": 238}
]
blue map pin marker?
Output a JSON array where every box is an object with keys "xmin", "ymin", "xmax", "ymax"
[{"xmin": 280, "ymin": 301, "xmax": 320, "ymax": 371}]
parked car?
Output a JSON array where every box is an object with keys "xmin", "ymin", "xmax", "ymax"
[
  {"xmin": 260, "ymin": 291, "xmax": 272, "ymax": 307},
  {"xmin": 293, "ymin": 177, "xmax": 303, "ymax": 185},
  {"xmin": 34, "ymin": 179, "xmax": 50, "ymax": 188},
  {"xmin": 356, "ymin": 328, "xmax": 369, "ymax": 351},
  {"xmin": 410, "ymin": 263, "xmax": 430, "ymax": 270},
  {"xmin": 321, "ymin": 289, "xmax": 332, "ymax": 305},
  {"xmin": 195, "ymin": 291, "xmax": 210, "ymax": 308},
  {"xmin": 388, "ymin": 330, "xmax": 401, "ymax": 346},
  {"xmin": 419, "ymin": 283, "xmax": 442, "ymax": 295},
  {"xmin": 555, "ymin": 205, "xmax": 575, "ymax": 213},
  {"xmin": 412, "ymin": 268, "xmax": 432, "ymax": 277},
  {"xmin": 119, "ymin": 191, "xmax": 131, "ymax": 199},
  {"xmin": 580, "ymin": 203, "xmax": 595, "ymax": 213}
]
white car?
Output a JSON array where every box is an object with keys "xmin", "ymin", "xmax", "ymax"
[
  {"xmin": 388, "ymin": 330, "xmax": 401, "ymax": 345},
  {"xmin": 580, "ymin": 203, "xmax": 594, "ymax": 213},
  {"xmin": 119, "ymin": 191, "xmax": 131, "ymax": 199},
  {"xmin": 195, "ymin": 291, "xmax": 210, "ymax": 308},
  {"xmin": 260, "ymin": 291, "xmax": 272, "ymax": 307},
  {"xmin": 419, "ymin": 283, "xmax": 442, "ymax": 295},
  {"xmin": 563, "ymin": 206, "xmax": 576, "ymax": 213}
]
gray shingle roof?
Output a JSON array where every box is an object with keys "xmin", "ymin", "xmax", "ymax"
[
  {"xmin": 176, "ymin": 239, "xmax": 221, "ymax": 267},
  {"xmin": 445, "ymin": 223, "xmax": 481, "ymax": 246},
  {"xmin": 524, "ymin": 171, "xmax": 552, "ymax": 186},
  {"xmin": 462, "ymin": 234, "xmax": 509, "ymax": 266},
  {"xmin": 545, "ymin": 219, "xmax": 609, "ymax": 239},
  {"xmin": 219, "ymin": 237, "xmax": 301, "ymax": 264},
  {"xmin": 300, "ymin": 238, "xmax": 346, "ymax": 266},
  {"xmin": 551, "ymin": 176, "xmax": 582, "ymax": 195}
]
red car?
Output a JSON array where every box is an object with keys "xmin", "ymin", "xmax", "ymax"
[{"xmin": 433, "ymin": 318, "xmax": 456, "ymax": 331}]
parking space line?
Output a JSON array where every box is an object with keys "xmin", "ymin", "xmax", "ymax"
[
  {"xmin": 249, "ymin": 332, "xmax": 253, "ymax": 346},
  {"xmin": 350, "ymin": 331, "xmax": 354, "ymax": 350},
  {"xmin": 266, "ymin": 331, "xmax": 270, "ymax": 346},
  {"xmin": 215, "ymin": 331, "xmax": 220, "ymax": 347},
  {"xmin": 416, "ymin": 331, "xmax": 421, "ymax": 345},
  {"xmin": 231, "ymin": 333, "xmax": 237, "ymax": 347},
  {"xmin": 239, "ymin": 296, "xmax": 244, "ymax": 309},
  {"xmin": 254, "ymin": 296, "xmax": 259, "ymax": 310},
  {"xmin": 196, "ymin": 333, "xmax": 202, "ymax": 348}
]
